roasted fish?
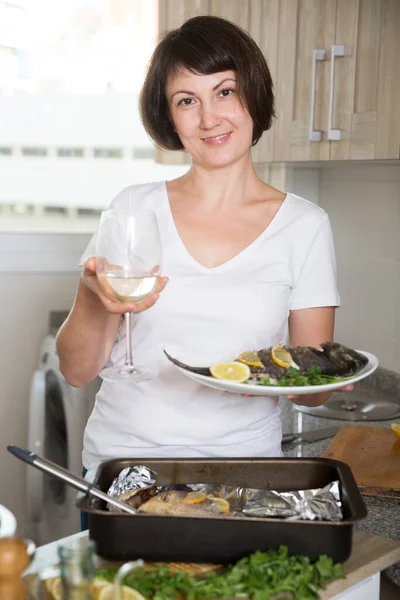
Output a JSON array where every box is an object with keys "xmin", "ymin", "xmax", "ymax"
[
  {"xmin": 164, "ymin": 342, "xmax": 368, "ymax": 380},
  {"xmin": 320, "ymin": 341, "xmax": 368, "ymax": 375},
  {"xmin": 138, "ymin": 490, "xmax": 230, "ymax": 517}
]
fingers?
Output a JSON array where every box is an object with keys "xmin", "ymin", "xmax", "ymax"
[
  {"xmin": 157, "ymin": 276, "xmax": 169, "ymax": 292},
  {"xmin": 84, "ymin": 256, "xmax": 97, "ymax": 274},
  {"xmin": 129, "ymin": 277, "xmax": 169, "ymax": 314},
  {"xmin": 82, "ymin": 265, "xmax": 169, "ymax": 315},
  {"xmin": 338, "ymin": 384, "xmax": 354, "ymax": 392}
]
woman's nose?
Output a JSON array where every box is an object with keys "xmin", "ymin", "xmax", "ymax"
[{"xmin": 200, "ymin": 104, "xmax": 221, "ymax": 130}]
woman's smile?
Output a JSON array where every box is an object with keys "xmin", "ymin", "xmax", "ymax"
[{"xmin": 201, "ymin": 131, "xmax": 233, "ymax": 145}]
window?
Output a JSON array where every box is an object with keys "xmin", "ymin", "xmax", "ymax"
[
  {"xmin": 43, "ymin": 206, "xmax": 67, "ymax": 215},
  {"xmin": 0, "ymin": 202, "xmax": 34, "ymax": 215},
  {"xmin": 93, "ymin": 148, "xmax": 123, "ymax": 159},
  {"xmin": 77, "ymin": 208, "xmax": 102, "ymax": 217},
  {"xmin": 57, "ymin": 147, "xmax": 84, "ymax": 158},
  {"xmin": 132, "ymin": 147, "xmax": 155, "ymax": 160},
  {"xmin": 22, "ymin": 147, "xmax": 48, "ymax": 157},
  {"xmin": 1, "ymin": 0, "xmax": 189, "ymax": 234},
  {"xmin": 0, "ymin": 146, "xmax": 12, "ymax": 156}
]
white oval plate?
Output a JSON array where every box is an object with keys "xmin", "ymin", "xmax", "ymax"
[{"xmin": 172, "ymin": 350, "xmax": 378, "ymax": 396}]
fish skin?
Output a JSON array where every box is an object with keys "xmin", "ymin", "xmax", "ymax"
[
  {"xmin": 289, "ymin": 346, "xmax": 341, "ymax": 376},
  {"xmin": 320, "ymin": 342, "xmax": 368, "ymax": 375},
  {"xmin": 257, "ymin": 348, "xmax": 286, "ymax": 378},
  {"xmin": 163, "ymin": 349, "xmax": 211, "ymax": 376}
]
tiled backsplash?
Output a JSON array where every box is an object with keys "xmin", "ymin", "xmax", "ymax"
[{"xmin": 317, "ymin": 163, "xmax": 400, "ymax": 373}]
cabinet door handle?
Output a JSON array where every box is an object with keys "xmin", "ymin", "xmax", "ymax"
[
  {"xmin": 328, "ymin": 44, "xmax": 345, "ymax": 140},
  {"xmin": 309, "ymin": 49, "xmax": 327, "ymax": 142}
]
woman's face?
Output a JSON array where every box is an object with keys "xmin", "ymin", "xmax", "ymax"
[{"xmin": 166, "ymin": 69, "xmax": 253, "ymax": 169}]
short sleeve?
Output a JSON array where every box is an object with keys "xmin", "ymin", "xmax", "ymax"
[{"xmin": 289, "ymin": 215, "xmax": 340, "ymax": 310}]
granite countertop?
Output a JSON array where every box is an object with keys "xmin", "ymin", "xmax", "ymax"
[{"xmin": 279, "ymin": 371, "xmax": 400, "ymax": 585}]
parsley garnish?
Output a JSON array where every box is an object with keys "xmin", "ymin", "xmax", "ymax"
[
  {"xmin": 257, "ymin": 367, "xmax": 352, "ymax": 387},
  {"xmin": 96, "ymin": 546, "xmax": 345, "ymax": 599}
]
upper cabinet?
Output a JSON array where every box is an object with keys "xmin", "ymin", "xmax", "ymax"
[
  {"xmin": 156, "ymin": 0, "xmax": 400, "ymax": 164},
  {"xmin": 251, "ymin": 0, "xmax": 400, "ymax": 162}
]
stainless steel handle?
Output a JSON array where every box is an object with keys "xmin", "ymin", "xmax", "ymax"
[
  {"xmin": 328, "ymin": 44, "xmax": 345, "ymax": 140},
  {"xmin": 32, "ymin": 455, "xmax": 138, "ymax": 515},
  {"xmin": 309, "ymin": 49, "xmax": 327, "ymax": 142}
]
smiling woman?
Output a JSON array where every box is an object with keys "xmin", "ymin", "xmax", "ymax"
[
  {"xmin": 140, "ymin": 16, "xmax": 274, "ymax": 152},
  {"xmin": 56, "ymin": 15, "xmax": 345, "ymax": 476}
]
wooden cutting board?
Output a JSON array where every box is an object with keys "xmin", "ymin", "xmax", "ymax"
[{"xmin": 323, "ymin": 425, "xmax": 400, "ymax": 498}]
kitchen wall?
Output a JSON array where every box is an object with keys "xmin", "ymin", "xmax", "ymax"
[
  {"xmin": 0, "ymin": 234, "xmax": 87, "ymax": 536},
  {"xmin": 287, "ymin": 162, "xmax": 400, "ymax": 373}
]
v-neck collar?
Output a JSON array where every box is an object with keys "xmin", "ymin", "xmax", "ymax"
[{"xmin": 162, "ymin": 181, "xmax": 291, "ymax": 273}]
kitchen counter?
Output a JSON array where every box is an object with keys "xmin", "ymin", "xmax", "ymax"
[
  {"xmin": 280, "ymin": 394, "xmax": 400, "ymax": 586},
  {"xmin": 26, "ymin": 529, "xmax": 400, "ymax": 600}
]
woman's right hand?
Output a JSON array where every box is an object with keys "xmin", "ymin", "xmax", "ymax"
[{"xmin": 81, "ymin": 257, "xmax": 169, "ymax": 315}]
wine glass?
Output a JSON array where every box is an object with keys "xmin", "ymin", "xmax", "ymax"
[{"xmin": 95, "ymin": 207, "xmax": 162, "ymax": 382}]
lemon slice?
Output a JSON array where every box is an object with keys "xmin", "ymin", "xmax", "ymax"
[
  {"xmin": 391, "ymin": 424, "xmax": 400, "ymax": 439},
  {"xmin": 271, "ymin": 346, "xmax": 292, "ymax": 369},
  {"xmin": 181, "ymin": 491, "xmax": 208, "ymax": 504},
  {"xmin": 210, "ymin": 362, "xmax": 251, "ymax": 383},
  {"xmin": 91, "ymin": 578, "xmax": 113, "ymax": 600},
  {"xmin": 212, "ymin": 497, "xmax": 230, "ymax": 514},
  {"xmin": 98, "ymin": 583, "xmax": 147, "ymax": 600},
  {"xmin": 237, "ymin": 351, "xmax": 263, "ymax": 367},
  {"xmin": 44, "ymin": 576, "xmax": 62, "ymax": 600}
]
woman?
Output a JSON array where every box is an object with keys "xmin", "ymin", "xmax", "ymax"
[{"xmin": 56, "ymin": 15, "xmax": 351, "ymax": 470}]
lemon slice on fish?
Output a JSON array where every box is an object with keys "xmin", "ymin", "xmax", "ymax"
[
  {"xmin": 210, "ymin": 362, "xmax": 250, "ymax": 383},
  {"xmin": 212, "ymin": 498, "xmax": 230, "ymax": 514},
  {"xmin": 181, "ymin": 491, "xmax": 208, "ymax": 504},
  {"xmin": 237, "ymin": 351, "xmax": 263, "ymax": 367},
  {"xmin": 271, "ymin": 346, "xmax": 292, "ymax": 369}
]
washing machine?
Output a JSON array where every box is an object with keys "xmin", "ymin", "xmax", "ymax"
[{"xmin": 27, "ymin": 333, "xmax": 101, "ymax": 545}]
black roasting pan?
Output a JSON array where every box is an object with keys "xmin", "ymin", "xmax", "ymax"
[{"xmin": 76, "ymin": 457, "xmax": 367, "ymax": 564}]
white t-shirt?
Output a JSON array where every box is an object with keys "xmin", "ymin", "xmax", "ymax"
[{"xmin": 79, "ymin": 181, "xmax": 340, "ymax": 468}]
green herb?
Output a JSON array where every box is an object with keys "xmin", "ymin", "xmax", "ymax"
[
  {"xmin": 257, "ymin": 366, "xmax": 352, "ymax": 388},
  {"xmin": 96, "ymin": 546, "xmax": 345, "ymax": 599}
]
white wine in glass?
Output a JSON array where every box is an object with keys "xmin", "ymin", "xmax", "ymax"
[{"xmin": 95, "ymin": 207, "xmax": 162, "ymax": 382}]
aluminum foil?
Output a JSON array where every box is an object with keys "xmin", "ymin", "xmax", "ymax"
[
  {"xmin": 107, "ymin": 465, "xmax": 157, "ymax": 511},
  {"xmin": 241, "ymin": 481, "xmax": 343, "ymax": 520},
  {"xmin": 107, "ymin": 466, "xmax": 343, "ymax": 521},
  {"xmin": 189, "ymin": 481, "xmax": 342, "ymax": 521}
]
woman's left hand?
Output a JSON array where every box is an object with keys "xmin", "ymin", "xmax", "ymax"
[{"xmin": 286, "ymin": 383, "xmax": 354, "ymax": 407}]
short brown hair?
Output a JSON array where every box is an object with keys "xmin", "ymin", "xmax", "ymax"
[{"xmin": 140, "ymin": 15, "xmax": 275, "ymax": 151}]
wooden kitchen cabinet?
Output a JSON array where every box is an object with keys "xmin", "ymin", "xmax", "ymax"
[
  {"xmin": 156, "ymin": 0, "xmax": 400, "ymax": 164},
  {"xmin": 330, "ymin": 0, "xmax": 400, "ymax": 161},
  {"xmin": 257, "ymin": 0, "xmax": 400, "ymax": 162}
]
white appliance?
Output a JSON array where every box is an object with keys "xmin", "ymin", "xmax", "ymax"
[{"xmin": 27, "ymin": 333, "xmax": 101, "ymax": 545}]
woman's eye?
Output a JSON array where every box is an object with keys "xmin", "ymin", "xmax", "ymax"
[
  {"xmin": 177, "ymin": 97, "xmax": 194, "ymax": 107},
  {"xmin": 219, "ymin": 88, "xmax": 234, "ymax": 97}
]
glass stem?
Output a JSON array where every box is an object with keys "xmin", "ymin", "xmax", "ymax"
[{"xmin": 124, "ymin": 312, "xmax": 134, "ymax": 369}]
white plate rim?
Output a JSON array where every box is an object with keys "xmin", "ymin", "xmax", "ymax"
[{"xmin": 171, "ymin": 350, "xmax": 379, "ymax": 396}]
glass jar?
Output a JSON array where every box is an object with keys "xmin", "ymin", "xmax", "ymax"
[{"xmin": 58, "ymin": 537, "xmax": 96, "ymax": 600}]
